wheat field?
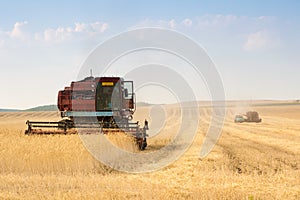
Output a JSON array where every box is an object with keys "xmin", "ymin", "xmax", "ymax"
[{"xmin": 0, "ymin": 102, "xmax": 299, "ymax": 199}]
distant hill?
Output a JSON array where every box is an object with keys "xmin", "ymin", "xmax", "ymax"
[
  {"xmin": 0, "ymin": 104, "xmax": 58, "ymax": 112},
  {"xmin": 0, "ymin": 109, "xmax": 20, "ymax": 112},
  {"xmin": 25, "ymin": 105, "xmax": 58, "ymax": 111},
  {"xmin": 136, "ymin": 102, "xmax": 153, "ymax": 107}
]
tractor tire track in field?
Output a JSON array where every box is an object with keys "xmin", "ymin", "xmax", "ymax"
[
  {"xmin": 229, "ymin": 121, "xmax": 300, "ymax": 140},
  {"xmin": 224, "ymin": 125, "xmax": 300, "ymax": 153},
  {"xmin": 218, "ymin": 129, "xmax": 299, "ymax": 175}
]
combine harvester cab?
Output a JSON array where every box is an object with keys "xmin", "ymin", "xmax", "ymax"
[{"xmin": 26, "ymin": 76, "xmax": 149, "ymax": 150}]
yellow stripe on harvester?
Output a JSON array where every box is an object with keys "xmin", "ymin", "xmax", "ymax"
[{"xmin": 102, "ymin": 82, "xmax": 114, "ymax": 86}]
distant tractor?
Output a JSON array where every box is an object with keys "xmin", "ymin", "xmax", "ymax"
[{"xmin": 234, "ymin": 111, "xmax": 262, "ymax": 123}]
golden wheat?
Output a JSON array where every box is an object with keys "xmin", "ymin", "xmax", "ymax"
[{"xmin": 0, "ymin": 104, "xmax": 299, "ymax": 199}]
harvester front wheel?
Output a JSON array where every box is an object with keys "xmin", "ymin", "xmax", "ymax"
[{"xmin": 137, "ymin": 138, "xmax": 147, "ymax": 150}]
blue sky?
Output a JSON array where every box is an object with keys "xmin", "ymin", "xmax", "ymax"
[{"xmin": 0, "ymin": 1, "xmax": 299, "ymax": 109}]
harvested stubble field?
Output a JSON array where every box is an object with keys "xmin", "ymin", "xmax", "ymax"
[{"xmin": 0, "ymin": 102, "xmax": 299, "ymax": 199}]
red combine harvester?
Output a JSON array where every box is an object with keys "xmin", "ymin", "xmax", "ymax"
[{"xmin": 25, "ymin": 76, "xmax": 149, "ymax": 150}]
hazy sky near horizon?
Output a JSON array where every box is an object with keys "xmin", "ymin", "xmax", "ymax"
[{"xmin": 0, "ymin": 0, "xmax": 299, "ymax": 109}]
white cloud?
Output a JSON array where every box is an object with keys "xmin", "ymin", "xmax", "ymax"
[
  {"xmin": 36, "ymin": 21, "xmax": 109, "ymax": 43},
  {"xmin": 213, "ymin": 14, "xmax": 238, "ymax": 25},
  {"xmin": 74, "ymin": 22, "xmax": 108, "ymax": 33},
  {"xmin": 0, "ymin": 21, "xmax": 109, "ymax": 47},
  {"xmin": 133, "ymin": 18, "xmax": 178, "ymax": 29},
  {"xmin": 255, "ymin": 16, "xmax": 275, "ymax": 23},
  {"xmin": 90, "ymin": 22, "xmax": 108, "ymax": 33},
  {"xmin": 133, "ymin": 15, "xmax": 280, "ymax": 53},
  {"xmin": 9, "ymin": 21, "xmax": 29, "ymax": 40},
  {"xmin": 75, "ymin": 23, "xmax": 87, "ymax": 32},
  {"xmin": 134, "ymin": 15, "xmax": 242, "ymax": 30},
  {"xmin": 243, "ymin": 30, "xmax": 272, "ymax": 51},
  {"xmin": 0, "ymin": 21, "xmax": 30, "ymax": 48},
  {"xmin": 169, "ymin": 19, "xmax": 176, "ymax": 28},
  {"xmin": 182, "ymin": 18, "xmax": 192, "ymax": 27},
  {"xmin": 194, "ymin": 14, "xmax": 239, "ymax": 29},
  {"xmin": 43, "ymin": 27, "xmax": 72, "ymax": 43}
]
